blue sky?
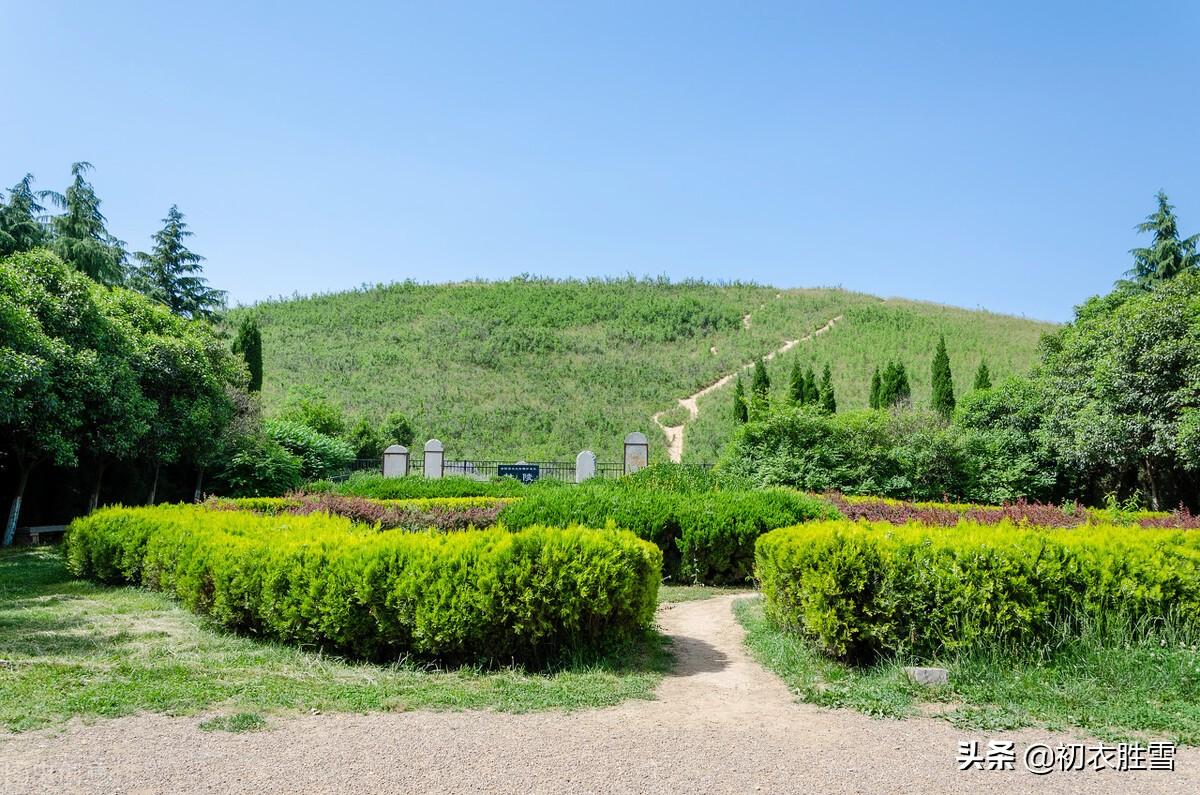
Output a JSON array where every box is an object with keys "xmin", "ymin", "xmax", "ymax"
[{"xmin": 4, "ymin": 2, "xmax": 1198, "ymax": 322}]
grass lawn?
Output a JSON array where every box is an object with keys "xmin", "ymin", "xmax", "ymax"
[
  {"xmin": 657, "ymin": 584, "xmax": 753, "ymax": 604},
  {"xmin": 0, "ymin": 548, "xmax": 671, "ymax": 733},
  {"xmin": 735, "ymin": 596, "xmax": 1200, "ymax": 745}
]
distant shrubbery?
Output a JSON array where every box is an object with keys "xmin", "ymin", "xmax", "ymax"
[
  {"xmin": 264, "ymin": 419, "xmax": 355, "ymax": 480},
  {"xmin": 65, "ymin": 504, "xmax": 660, "ymax": 664},
  {"xmin": 329, "ymin": 473, "xmax": 558, "ymax": 499},
  {"xmin": 827, "ymin": 493, "xmax": 1200, "ymax": 528},
  {"xmin": 500, "ymin": 476, "xmax": 837, "ymax": 584},
  {"xmin": 756, "ymin": 520, "xmax": 1200, "ymax": 662}
]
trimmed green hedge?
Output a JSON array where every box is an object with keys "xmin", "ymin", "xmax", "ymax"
[
  {"xmin": 756, "ymin": 520, "xmax": 1200, "ymax": 661},
  {"xmin": 325, "ymin": 473, "xmax": 561, "ymax": 499},
  {"xmin": 500, "ymin": 483, "xmax": 838, "ymax": 584},
  {"xmin": 65, "ymin": 505, "xmax": 660, "ymax": 664}
]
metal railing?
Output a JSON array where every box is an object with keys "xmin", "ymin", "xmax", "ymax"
[{"xmin": 329, "ymin": 456, "xmax": 635, "ymax": 484}]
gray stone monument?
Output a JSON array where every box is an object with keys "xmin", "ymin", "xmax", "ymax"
[
  {"xmin": 382, "ymin": 444, "xmax": 409, "ymax": 478},
  {"xmin": 423, "ymin": 438, "xmax": 444, "ymax": 479},
  {"xmin": 623, "ymin": 432, "xmax": 649, "ymax": 475},
  {"xmin": 575, "ymin": 450, "xmax": 596, "ymax": 483}
]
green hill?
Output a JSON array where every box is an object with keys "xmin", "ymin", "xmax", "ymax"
[{"xmin": 233, "ymin": 279, "xmax": 1056, "ymax": 463}]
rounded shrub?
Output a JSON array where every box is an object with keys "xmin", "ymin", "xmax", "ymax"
[{"xmin": 65, "ymin": 504, "xmax": 660, "ymax": 664}]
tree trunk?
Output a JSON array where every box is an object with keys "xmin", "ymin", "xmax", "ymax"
[
  {"xmin": 193, "ymin": 467, "xmax": 205, "ymax": 503},
  {"xmin": 3, "ymin": 464, "xmax": 32, "ymax": 547},
  {"xmin": 1143, "ymin": 457, "xmax": 1161, "ymax": 511},
  {"xmin": 88, "ymin": 461, "xmax": 107, "ymax": 513},
  {"xmin": 148, "ymin": 463, "xmax": 160, "ymax": 505}
]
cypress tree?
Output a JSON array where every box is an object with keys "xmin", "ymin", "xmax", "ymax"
[
  {"xmin": 803, "ymin": 366, "xmax": 819, "ymax": 405},
  {"xmin": 233, "ymin": 316, "xmax": 264, "ymax": 392},
  {"xmin": 869, "ymin": 366, "xmax": 882, "ymax": 409},
  {"xmin": 48, "ymin": 162, "xmax": 127, "ymax": 285},
  {"xmin": 973, "ymin": 361, "xmax": 992, "ymax": 391},
  {"xmin": 733, "ymin": 376, "xmax": 749, "ymax": 424},
  {"xmin": 930, "ymin": 335, "xmax": 955, "ymax": 418},
  {"xmin": 892, "ymin": 362, "xmax": 911, "ymax": 406},
  {"xmin": 752, "ymin": 357, "xmax": 771, "ymax": 399},
  {"xmin": 819, "ymin": 364, "xmax": 836, "ymax": 413},
  {"xmin": 789, "ymin": 357, "xmax": 804, "ymax": 404}
]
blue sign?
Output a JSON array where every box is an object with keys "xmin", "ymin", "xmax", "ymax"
[{"xmin": 498, "ymin": 463, "xmax": 540, "ymax": 484}]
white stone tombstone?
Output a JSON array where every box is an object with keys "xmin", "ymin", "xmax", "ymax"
[
  {"xmin": 623, "ymin": 432, "xmax": 649, "ymax": 475},
  {"xmin": 382, "ymin": 445, "xmax": 409, "ymax": 478},
  {"xmin": 423, "ymin": 438, "xmax": 444, "ymax": 479},
  {"xmin": 575, "ymin": 450, "xmax": 597, "ymax": 483}
]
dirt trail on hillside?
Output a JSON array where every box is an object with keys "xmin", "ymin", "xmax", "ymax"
[
  {"xmin": 652, "ymin": 315, "xmax": 843, "ymax": 463},
  {"xmin": 7, "ymin": 594, "xmax": 1195, "ymax": 794}
]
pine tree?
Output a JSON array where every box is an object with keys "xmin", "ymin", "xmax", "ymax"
[
  {"xmin": 1121, "ymin": 191, "xmax": 1199, "ymax": 289},
  {"xmin": 819, "ymin": 364, "xmax": 836, "ymax": 413},
  {"xmin": 752, "ymin": 357, "xmax": 771, "ymax": 399},
  {"xmin": 48, "ymin": 162, "xmax": 127, "ymax": 285},
  {"xmin": 973, "ymin": 361, "xmax": 992, "ymax": 391},
  {"xmin": 789, "ymin": 357, "xmax": 804, "ymax": 404},
  {"xmin": 232, "ymin": 316, "xmax": 263, "ymax": 392},
  {"xmin": 879, "ymin": 361, "xmax": 911, "ymax": 408},
  {"xmin": 0, "ymin": 174, "xmax": 49, "ymax": 256},
  {"xmin": 930, "ymin": 335, "xmax": 955, "ymax": 418},
  {"xmin": 869, "ymin": 366, "xmax": 882, "ymax": 409},
  {"xmin": 732, "ymin": 376, "xmax": 749, "ymax": 424},
  {"xmin": 132, "ymin": 206, "xmax": 225, "ymax": 320},
  {"xmin": 802, "ymin": 366, "xmax": 819, "ymax": 404}
]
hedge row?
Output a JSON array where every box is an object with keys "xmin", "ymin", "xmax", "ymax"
[
  {"xmin": 756, "ymin": 520, "xmax": 1200, "ymax": 661},
  {"xmin": 65, "ymin": 505, "xmax": 660, "ymax": 663},
  {"xmin": 208, "ymin": 493, "xmax": 511, "ymax": 531},
  {"xmin": 324, "ymin": 473, "xmax": 561, "ymax": 499},
  {"xmin": 828, "ymin": 493, "xmax": 1200, "ymax": 528},
  {"xmin": 500, "ymin": 482, "xmax": 838, "ymax": 584}
]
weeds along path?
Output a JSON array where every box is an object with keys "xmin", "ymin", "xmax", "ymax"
[
  {"xmin": 652, "ymin": 315, "xmax": 843, "ymax": 463},
  {"xmin": 8, "ymin": 595, "xmax": 1197, "ymax": 794}
]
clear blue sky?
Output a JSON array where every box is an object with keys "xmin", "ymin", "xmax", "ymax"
[{"xmin": 4, "ymin": 2, "xmax": 1198, "ymax": 322}]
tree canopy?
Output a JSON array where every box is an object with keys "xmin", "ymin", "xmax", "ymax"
[{"xmin": 132, "ymin": 205, "xmax": 226, "ymax": 320}]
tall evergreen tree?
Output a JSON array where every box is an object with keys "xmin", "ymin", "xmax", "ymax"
[
  {"xmin": 732, "ymin": 376, "xmax": 749, "ymax": 424},
  {"xmin": 930, "ymin": 335, "xmax": 956, "ymax": 418},
  {"xmin": 789, "ymin": 357, "xmax": 805, "ymax": 404},
  {"xmin": 802, "ymin": 366, "xmax": 819, "ymax": 404},
  {"xmin": 879, "ymin": 361, "xmax": 911, "ymax": 408},
  {"xmin": 973, "ymin": 360, "xmax": 992, "ymax": 391},
  {"xmin": 232, "ymin": 316, "xmax": 264, "ymax": 392},
  {"xmin": 752, "ymin": 357, "xmax": 771, "ymax": 399},
  {"xmin": 0, "ymin": 174, "xmax": 49, "ymax": 256},
  {"xmin": 819, "ymin": 364, "xmax": 836, "ymax": 413},
  {"xmin": 869, "ymin": 366, "xmax": 882, "ymax": 409},
  {"xmin": 1121, "ymin": 191, "xmax": 1199, "ymax": 289},
  {"xmin": 48, "ymin": 162, "xmax": 127, "ymax": 285},
  {"xmin": 132, "ymin": 205, "xmax": 225, "ymax": 320}
]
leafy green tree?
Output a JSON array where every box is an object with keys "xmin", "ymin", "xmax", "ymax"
[
  {"xmin": 869, "ymin": 366, "xmax": 882, "ymax": 409},
  {"xmin": 930, "ymin": 335, "xmax": 955, "ymax": 418},
  {"xmin": 0, "ymin": 175, "xmax": 49, "ymax": 256},
  {"xmin": 1039, "ymin": 273, "xmax": 1200, "ymax": 509},
  {"xmin": 1120, "ymin": 192, "xmax": 1199, "ymax": 290},
  {"xmin": 382, "ymin": 412, "xmax": 416, "ymax": 448},
  {"xmin": 973, "ymin": 361, "xmax": 992, "ymax": 391},
  {"xmin": 131, "ymin": 206, "xmax": 225, "ymax": 320},
  {"xmin": 232, "ymin": 316, "xmax": 263, "ymax": 392},
  {"xmin": 347, "ymin": 416, "xmax": 386, "ymax": 458},
  {"xmin": 48, "ymin": 163, "xmax": 127, "ymax": 286},
  {"xmin": 733, "ymin": 376, "xmax": 749, "ymax": 424},
  {"xmin": 279, "ymin": 393, "xmax": 346, "ymax": 437},
  {"xmin": 819, "ymin": 364, "xmax": 836, "ymax": 414},
  {"xmin": 789, "ymin": 357, "xmax": 804, "ymax": 404}
]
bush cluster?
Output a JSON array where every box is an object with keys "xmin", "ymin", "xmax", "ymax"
[
  {"xmin": 756, "ymin": 520, "xmax": 1200, "ymax": 661},
  {"xmin": 264, "ymin": 419, "xmax": 355, "ymax": 480},
  {"xmin": 65, "ymin": 505, "xmax": 661, "ymax": 664},
  {"xmin": 500, "ymin": 480, "xmax": 837, "ymax": 584},
  {"xmin": 209, "ymin": 493, "xmax": 509, "ymax": 531}
]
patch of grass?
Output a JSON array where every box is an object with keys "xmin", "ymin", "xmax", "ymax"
[
  {"xmin": 658, "ymin": 585, "xmax": 752, "ymax": 604},
  {"xmin": 735, "ymin": 596, "xmax": 1200, "ymax": 744},
  {"xmin": 199, "ymin": 712, "xmax": 267, "ymax": 733},
  {"xmin": 0, "ymin": 549, "xmax": 671, "ymax": 733}
]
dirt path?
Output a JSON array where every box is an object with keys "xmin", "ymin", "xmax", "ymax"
[
  {"xmin": 653, "ymin": 315, "xmax": 844, "ymax": 463},
  {"xmin": 5, "ymin": 595, "xmax": 1196, "ymax": 794}
]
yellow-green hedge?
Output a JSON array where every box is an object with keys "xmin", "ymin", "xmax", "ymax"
[
  {"xmin": 756, "ymin": 520, "xmax": 1200, "ymax": 661},
  {"xmin": 65, "ymin": 505, "xmax": 660, "ymax": 663}
]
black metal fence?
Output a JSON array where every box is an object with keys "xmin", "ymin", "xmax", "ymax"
[{"xmin": 330, "ymin": 456, "xmax": 635, "ymax": 484}]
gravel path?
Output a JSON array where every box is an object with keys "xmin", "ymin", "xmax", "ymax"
[{"xmin": 3, "ymin": 594, "xmax": 1197, "ymax": 794}]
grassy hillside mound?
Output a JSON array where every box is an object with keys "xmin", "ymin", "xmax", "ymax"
[{"xmin": 233, "ymin": 278, "xmax": 1055, "ymax": 461}]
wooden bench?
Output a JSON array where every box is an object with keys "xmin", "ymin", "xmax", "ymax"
[{"xmin": 25, "ymin": 525, "xmax": 68, "ymax": 545}]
